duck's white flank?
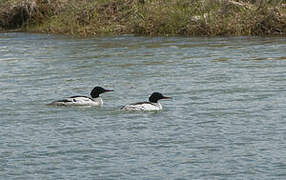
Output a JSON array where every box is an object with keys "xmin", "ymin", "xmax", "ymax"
[
  {"xmin": 121, "ymin": 102, "xmax": 162, "ymax": 111},
  {"xmin": 50, "ymin": 96, "xmax": 103, "ymax": 106}
]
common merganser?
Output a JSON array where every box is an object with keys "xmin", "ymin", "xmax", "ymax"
[
  {"xmin": 49, "ymin": 86, "xmax": 113, "ymax": 106},
  {"xmin": 121, "ymin": 92, "xmax": 171, "ymax": 111}
]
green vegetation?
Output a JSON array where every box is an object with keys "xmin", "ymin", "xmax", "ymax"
[{"xmin": 0, "ymin": 0, "xmax": 285, "ymax": 36}]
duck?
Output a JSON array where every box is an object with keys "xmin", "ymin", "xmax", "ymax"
[
  {"xmin": 49, "ymin": 86, "xmax": 113, "ymax": 106},
  {"xmin": 121, "ymin": 92, "xmax": 171, "ymax": 111}
]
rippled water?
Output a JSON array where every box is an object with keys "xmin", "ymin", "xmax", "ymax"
[{"xmin": 1, "ymin": 33, "xmax": 286, "ymax": 179}]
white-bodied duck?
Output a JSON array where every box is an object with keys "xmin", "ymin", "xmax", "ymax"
[
  {"xmin": 49, "ymin": 86, "xmax": 113, "ymax": 106},
  {"xmin": 121, "ymin": 92, "xmax": 171, "ymax": 111}
]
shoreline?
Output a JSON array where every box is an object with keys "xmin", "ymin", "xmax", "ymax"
[{"xmin": 0, "ymin": 0, "xmax": 285, "ymax": 37}]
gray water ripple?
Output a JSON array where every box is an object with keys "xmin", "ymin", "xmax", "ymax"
[{"xmin": 1, "ymin": 33, "xmax": 286, "ymax": 179}]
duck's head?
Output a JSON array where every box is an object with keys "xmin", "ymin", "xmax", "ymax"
[
  {"xmin": 90, "ymin": 86, "xmax": 113, "ymax": 98},
  {"xmin": 149, "ymin": 92, "xmax": 171, "ymax": 103}
]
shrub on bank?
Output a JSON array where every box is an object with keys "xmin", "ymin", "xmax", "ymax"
[{"xmin": 0, "ymin": 0, "xmax": 285, "ymax": 36}]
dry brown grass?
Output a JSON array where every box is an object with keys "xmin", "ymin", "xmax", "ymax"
[
  {"xmin": 0, "ymin": 0, "xmax": 285, "ymax": 36},
  {"xmin": 0, "ymin": 0, "xmax": 67, "ymax": 29}
]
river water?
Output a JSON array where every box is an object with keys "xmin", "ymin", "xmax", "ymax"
[{"xmin": 0, "ymin": 33, "xmax": 286, "ymax": 179}]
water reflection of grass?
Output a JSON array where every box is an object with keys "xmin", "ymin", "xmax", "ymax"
[
  {"xmin": 212, "ymin": 58, "xmax": 230, "ymax": 62},
  {"xmin": 0, "ymin": 0, "xmax": 285, "ymax": 36}
]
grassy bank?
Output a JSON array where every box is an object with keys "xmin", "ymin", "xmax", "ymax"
[{"xmin": 0, "ymin": 0, "xmax": 285, "ymax": 36}]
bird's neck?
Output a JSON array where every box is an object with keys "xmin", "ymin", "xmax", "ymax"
[{"xmin": 92, "ymin": 97, "xmax": 103, "ymax": 105}]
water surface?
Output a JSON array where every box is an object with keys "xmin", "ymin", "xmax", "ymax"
[{"xmin": 1, "ymin": 33, "xmax": 286, "ymax": 179}]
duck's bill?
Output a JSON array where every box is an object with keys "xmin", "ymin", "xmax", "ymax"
[
  {"xmin": 104, "ymin": 89, "xmax": 114, "ymax": 92},
  {"xmin": 162, "ymin": 96, "xmax": 171, "ymax": 99}
]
